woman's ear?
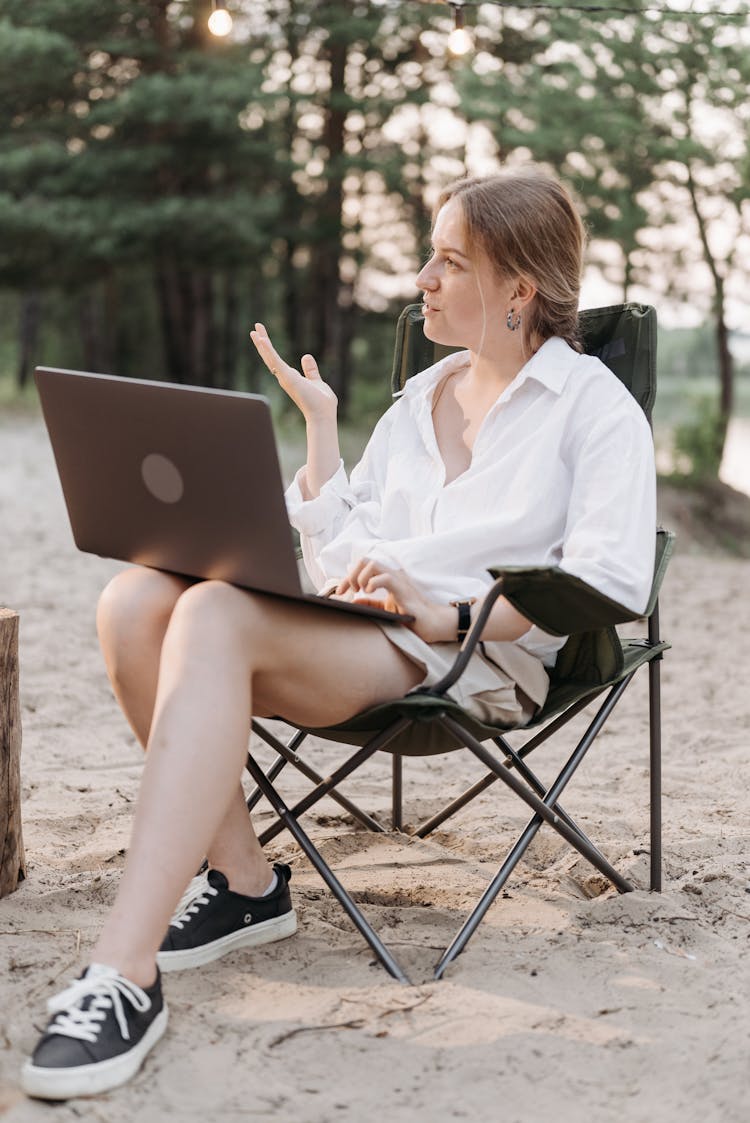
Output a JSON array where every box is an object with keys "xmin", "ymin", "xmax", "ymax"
[{"xmin": 512, "ymin": 276, "xmax": 537, "ymax": 310}]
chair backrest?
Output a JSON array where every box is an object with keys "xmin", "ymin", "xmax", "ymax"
[
  {"xmin": 389, "ymin": 300, "xmax": 663, "ymax": 693},
  {"xmin": 390, "ymin": 301, "xmax": 657, "ymax": 420}
]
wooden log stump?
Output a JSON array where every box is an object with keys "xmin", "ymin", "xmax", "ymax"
[{"xmin": 1, "ymin": 608, "xmax": 26, "ymax": 897}]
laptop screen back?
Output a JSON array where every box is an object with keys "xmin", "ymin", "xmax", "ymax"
[{"xmin": 34, "ymin": 367, "xmax": 303, "ymax": 597}]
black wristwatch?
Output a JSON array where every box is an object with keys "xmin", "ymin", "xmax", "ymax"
[{"xmin": 450, "ymin": 598, "xmax": 477, "ymax": 643}]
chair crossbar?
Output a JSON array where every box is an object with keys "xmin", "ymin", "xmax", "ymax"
[
  {"xmin": 255, "ymin": 718, "xmax": 411, "ymax": 848},
  {"xmin": 413, "ymin": 728, "xmax": 602, "ymax": 862},
  {"xmin": 414, "ymin": 771, "xmax": 497, "ymax": 837},
  {"xmin": 490, "ymin": 735, "xmax": 607, "ymax": 859},
  {"xmin": 246, "ymin": 727, "xmax": 307, "ymax": 813},
  {"xmin": 250, "ymin": 722, "xmax": 384, "ymax": 835}
]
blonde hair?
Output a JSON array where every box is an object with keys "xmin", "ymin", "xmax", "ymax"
[{"xmin": 435, "ymin": 169, "xmax": 585, "ymax": 354}]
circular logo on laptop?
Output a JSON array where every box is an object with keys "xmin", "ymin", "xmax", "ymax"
[{"xmin": 141, "ymin": 453, "xmax": 184, "ymax": 504}]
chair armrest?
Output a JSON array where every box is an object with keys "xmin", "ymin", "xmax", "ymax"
[
  {"xmin": 416, "ymin": 528, "xmax": 675, "ymax": 698},
  {"xmin": 491, "ymin": 528, "xmax": 675, "ymax": 636},
  {"xmin": 486, "ymin": 566, "xmax": 644, "ymax": 638}
]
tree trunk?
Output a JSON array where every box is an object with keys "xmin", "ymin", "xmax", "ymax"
[
  {"xmin": 219, "ymin": 269, "xmax": 239, "ymax": 391},
  {"xmin": 686, "ymin": 162, "xmax": 734, "ymax": 461},
  {"xmin": 623, "ymin": 249, "xmax": 633, "ymax": 304},
  {"xmin": 78, "ymin": 284, "xmax": 110, "ymax": 373},
  {"xmin": 189, "ymin": 270, "xmax": 214, "ymax": 386},
  {"xmin": 280, "ymin": 2, "xmax": 303, "ymax": 361},
  {"xmin": 17, "ymin": 291, "xmax": 41, "ymax": 389},
  {"xmin": 309, "ymin": 31, "xmax": 350, "ymax": 412},
  {"xmin": 155, "ymin": 262, "xmax": 188, "ymax": 382},
  {"xmin": 0, "ymin": 609, "xmax": 25, "ymax": 898},
  {"xmin": 714, "ymin": 275, "xmax": 733, "ymax": 435}
]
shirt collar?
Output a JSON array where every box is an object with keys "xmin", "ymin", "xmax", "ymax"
[
  {"xmin": 394, "ymin": 350, "xmax": 470, "ymax": 401},
  {"xmin": 395, "ymin": 336, "xmax": 579, "ymax": 404},
  {"xmin": 517, "ymin": 337, "xmax": 579, "ymax": 396}
]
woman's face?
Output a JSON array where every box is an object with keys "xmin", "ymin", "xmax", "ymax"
[{"xmin": 415, "ymin": 196, "xmax": 517, "ymax": 354}]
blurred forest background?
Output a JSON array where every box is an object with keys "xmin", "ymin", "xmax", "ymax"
[{"xmin": 1, "ymin": 0, "xmax": 749, "ymax": 484}]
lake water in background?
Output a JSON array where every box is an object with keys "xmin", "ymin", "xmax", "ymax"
[
  {"xmin": 656, "ymin": 416, "xmax": 750, "ymax": 498},
  {"xmin": 720, "ymin": 418, "xmax": 750, "ymax": 497}
]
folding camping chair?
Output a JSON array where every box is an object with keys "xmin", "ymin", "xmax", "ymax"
[{"xmin": 246, "ymin": 302, "xmax": 674, "ymax": 985}]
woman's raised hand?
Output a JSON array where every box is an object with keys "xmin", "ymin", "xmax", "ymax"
[{"xmin": 250, "ymin": 323, "xmax": 337, "ymax": 423}]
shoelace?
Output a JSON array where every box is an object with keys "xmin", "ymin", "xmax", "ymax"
[
  {"xmin": 172, "ymin": 871, "xmax": 210, "ymax": 921},
  {"xmin": 171, "ymin": 884, "xmax": 219, "ymax": 930},
  {"xmin": 46, "ymin": 972, "xmax": 152, "ymax": 1044}
]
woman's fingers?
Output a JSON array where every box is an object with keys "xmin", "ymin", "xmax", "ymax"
[
  {"xmin": 300, "ymin": 354, "xmax": 321, "ymax": 381},
  {"xmin": 250, "ymin": 324, "xmax": 316, "ymax": 383},
  {"xmin": 249, "ymin": 324, "xmax": 336, "ymax": 419},
  {"xmin": 339, "ymin": 558, "xmax": 400, "ymax": 596},
  {"xmin": 343, "ymin": 557, "xmax": 377, "ymax": 592},
  {"xmin": 250, "ymin": 323, "xmax": 287, "ymax": 379}
]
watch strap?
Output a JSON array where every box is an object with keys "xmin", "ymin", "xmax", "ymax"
[{"xmin": 451, "ymin": 599, "xmax": 475, "ymax": 643}]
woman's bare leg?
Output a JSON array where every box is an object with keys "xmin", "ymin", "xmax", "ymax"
[
  {"xmin": 97, "ymin": 568, "xmax": 270, "ymax": 887},
  {"xmin": 97, "ymin": 567, "xmax": 191, "ymax": 749},
  {"xmin": 91, "ymin": 580, "xmax": 422, "ymax": 986}
]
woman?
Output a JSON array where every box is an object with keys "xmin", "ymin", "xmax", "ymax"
[{"xmin": 22, "ymin": 169, "xmax": 655, "ymax": 1099}]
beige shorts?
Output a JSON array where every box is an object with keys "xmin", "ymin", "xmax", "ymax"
[{"xmin": 378, "ymin": 624, "xmax": 550, "ymax": 728}]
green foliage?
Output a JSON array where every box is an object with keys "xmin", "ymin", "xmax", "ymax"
[
  {"xmin": 657, "ymin": 324, "xmax": 721, "ymax": 382},
  {"xmin": 672, "ymin": 395, "xmax": 725, "ymax": 482},
  {"xmin": 0, "ymin": 0, "xmax": 747, "ymax": 441},
  {"xmin": 0, "ymin": 0, "xmax": 443, "ymax": 398}
]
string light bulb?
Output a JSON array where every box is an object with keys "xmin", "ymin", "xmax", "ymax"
[
  {"xmin": 448, "ymin": 3, "xmax": 472, "ymax": 55},
  {"xmin": 208, "ymin": 2, "xmax": 233, "ymax": 37}
]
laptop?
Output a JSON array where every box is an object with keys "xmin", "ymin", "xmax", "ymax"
[{"xmin": 34, "ymin": 366, "xmax": 412, "ymax": 625}]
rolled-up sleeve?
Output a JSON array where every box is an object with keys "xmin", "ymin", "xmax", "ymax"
[
  {"xmin": 560, "ymin": 406, "xmax": 656, "ymax": 614},
  {"xmin": 285, "ymin": 460, "xmax": 355, "ymax": 538},
  {"xmin": 283, "ymin": 404, "xmax": 398, "ymax": 590}
]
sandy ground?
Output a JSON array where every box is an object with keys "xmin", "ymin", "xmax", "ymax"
[{"xmin": 1, "ymin": 411, "xmax": 749, "ymax": 1123}]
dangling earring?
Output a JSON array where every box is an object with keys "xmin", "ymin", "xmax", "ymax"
[{"xmin": 506, "ymin": 309, "xmax": 522, "ymax": 332}]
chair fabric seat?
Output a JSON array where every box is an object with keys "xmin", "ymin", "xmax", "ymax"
[{"xmin": 294, "ymin": 634, "xmax": 669, "ymax": 758}]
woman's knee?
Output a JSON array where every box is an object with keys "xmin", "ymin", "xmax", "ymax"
[
  {"xmin": 97, "ymin": 567, "xmax": 189, "ymax": 647},
  {"xmin": 164, "ymin": 581, "xmax": 274, "ymax": 659}
]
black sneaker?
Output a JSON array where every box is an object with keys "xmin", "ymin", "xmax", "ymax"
[
  {"xmin": 156, "ymin": 864, "xmax": 297, "ymax": 972},
  {"xmin": 21, "ymin": 964, "xmax": 168, "ymax": 1100}
]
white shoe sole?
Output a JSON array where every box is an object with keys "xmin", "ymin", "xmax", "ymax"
[
  {"xmin": 21, "ymin": 1005, "xmax": 168, "ymax": 1101},
  {"xmin": 156, "ymin": 908, "xmax": 298, "ymax": 973}
]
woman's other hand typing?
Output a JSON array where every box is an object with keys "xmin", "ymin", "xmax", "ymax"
[
  {"xmin": 335, "ymin": 560, "xmax": 454, "ymax": 644},
  {"xmin": 335, "ymin": 558, "xmax": 533, "ymax": 646}
]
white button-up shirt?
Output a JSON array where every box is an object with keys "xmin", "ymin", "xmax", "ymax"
[{"xmin": 285, "ymin": 337, "xmax": 656, "ymax": 665}]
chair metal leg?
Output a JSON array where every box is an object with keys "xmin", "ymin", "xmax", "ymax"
[
  {"xmin": 413, "ymin": 693, "xmax": 599, "ymax": 839},
  {"xmin": 244, "ymin": 749, "xmax": 412, "ymax": 985},
  {"xmin": 493, "ymin": 735, "xmax": 611, "ymax": 866},
  {"xmin": 648, "ymin": 604, "xmax": 663, "ymax": 892},
  {"xmin": 435, "ymin": 679, "xmax": 635, "ymax": 978},
  {"xmin": 416, "ymin": 728, "xmax": 614, "ymax": 878},
  {"xmin": 434, "ymin": 813, "xmax": 544, "ymax": 980},
  {"xmin": 446, "ymin": 685, "xmax": 636, "ymax": 888},
  {"xmin": 392, "ymin": 753, "xmax": 403, "ymax": 831}
]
